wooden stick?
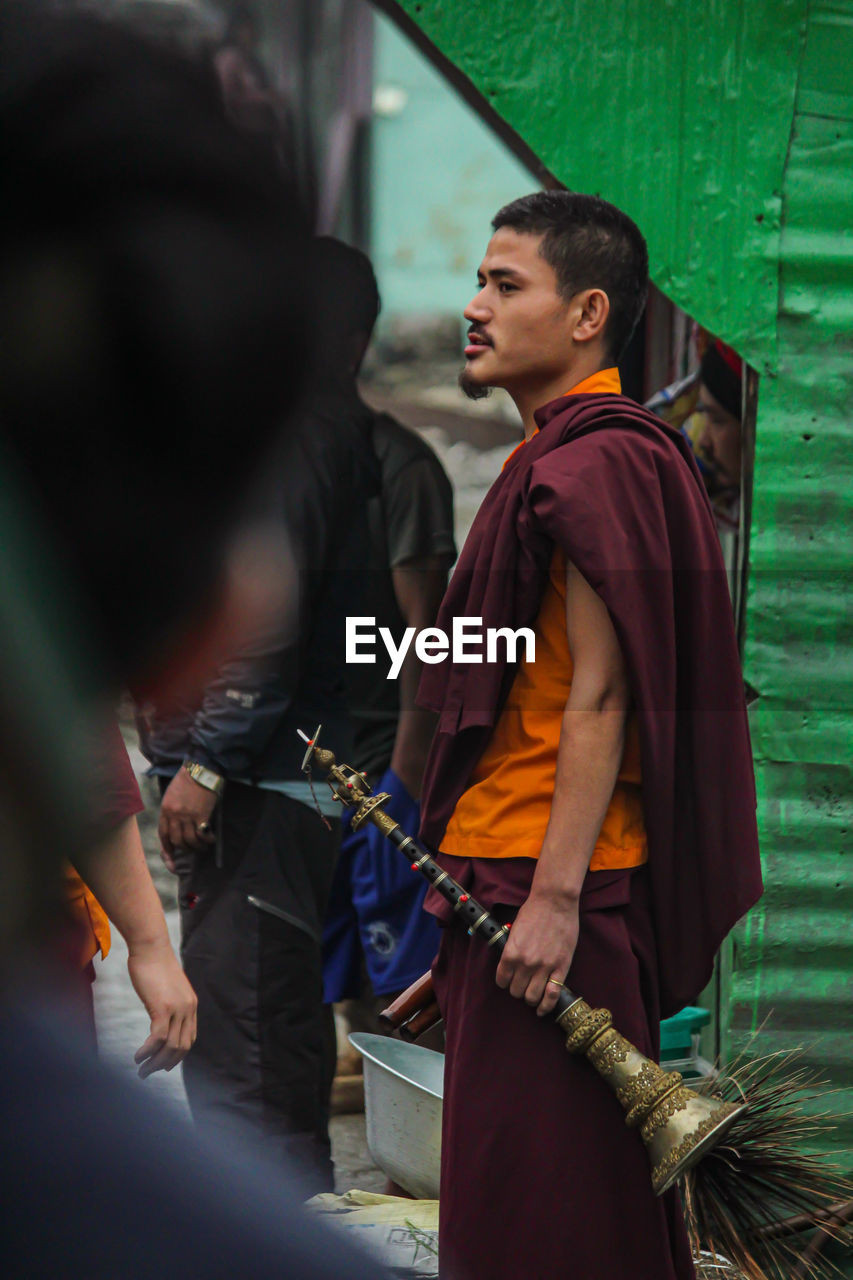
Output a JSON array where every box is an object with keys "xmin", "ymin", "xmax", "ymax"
[
  {"xmin": 399, "ymin": 1001, "xmax": 442, "ymax": 1042},
  {"xmin": 378, "ymin": 970, "xmax": 435, "ymax": 1029}
]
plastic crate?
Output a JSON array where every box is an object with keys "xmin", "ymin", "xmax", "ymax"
[{"xmin": 660, "ymin": 1005, "xmax": 714, "ymax": 1080}]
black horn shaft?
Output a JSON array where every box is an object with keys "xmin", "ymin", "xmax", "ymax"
[{"xmin": 382, "ymin": 814, "xmax": 580, "ymax": 1020}]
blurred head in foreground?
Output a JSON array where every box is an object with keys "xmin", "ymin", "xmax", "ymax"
[{"xmin": 0, "ymin": 2, "xmax": 310, "ymax": 961}]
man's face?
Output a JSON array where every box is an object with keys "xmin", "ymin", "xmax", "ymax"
[
  {"xmin": 696, "ymin": 384, "xmax": 742, "ymax": 486},
  {"xmin": 460, "ymin": 227, "xmax": 576, "ymax": 399}
]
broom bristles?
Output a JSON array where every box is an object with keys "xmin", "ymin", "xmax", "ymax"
[{"xmin": 682, "ymin": 1047, "xmax": 852, "ymax": 1280}]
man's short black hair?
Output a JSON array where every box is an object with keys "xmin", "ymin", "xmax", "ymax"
[{"xmin": 492, "ymin": 191, "xmax": 649, "ymax": 362}]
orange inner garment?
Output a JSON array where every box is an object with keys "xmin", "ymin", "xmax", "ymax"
[
  {"xmin": 441, "ymin": 367, "xmax": 648, "ymax": 870},
  {"xmin": 65, "ymin": 866, "xmax": 111, "ymax": 967}
]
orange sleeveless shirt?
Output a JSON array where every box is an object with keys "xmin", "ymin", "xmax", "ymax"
[{"xmin": 440, "ymin": 368, "xmax": 648, "ymax": 871}]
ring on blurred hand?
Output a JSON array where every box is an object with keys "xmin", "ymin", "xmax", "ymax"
[
  {"xmin": 547, "ymin": 978, "xmax": 564, "ymax": 989},
  {"xmin": 197, "ymin": 821, "xmax": 211, "ymax": 834}
]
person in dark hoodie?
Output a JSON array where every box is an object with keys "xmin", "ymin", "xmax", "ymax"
[
  {"xmin": 415, "ymin": 192, "xmax": 762, "ymax": 1280},
  {"xmin": 139, "ymin": 237, "xmax": 379, "ymax": 1193},
  {"xmin": 318, "ymin": 240, "xmax": 455, "ymax": 1093}
]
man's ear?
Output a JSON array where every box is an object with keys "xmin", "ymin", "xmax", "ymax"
[{"xmin": 571, "ymin": 288, "xmax": 610, "ymax": 347}]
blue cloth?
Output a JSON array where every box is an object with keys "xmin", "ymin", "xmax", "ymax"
[
  {"xmin": 233, "ymin": 777, "xmax": 341, "ymax": 818},
  {"xmin": 322, "ymin": 767, "xmax": 440, "ymax": 1001}
]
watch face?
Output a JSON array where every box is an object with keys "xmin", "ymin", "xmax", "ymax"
[{"xmin": 184, "ymin": 761, "xmax": 222, "ymax": 792}]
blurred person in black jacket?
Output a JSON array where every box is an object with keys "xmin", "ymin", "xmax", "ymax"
[
  {"xmin": 138, "ymin": 237, "xmax": 380, "ymax": 1192},
  {"xmin": 317, "ymin": 242, "xmax": 455, "ymax": 1083}
]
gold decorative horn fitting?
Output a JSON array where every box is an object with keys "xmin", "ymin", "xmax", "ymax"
[{"xmin": 557, "ymin": 998, "xmax": 746, "ymax": 1195}]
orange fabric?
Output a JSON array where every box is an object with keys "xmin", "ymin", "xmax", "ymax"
[
  {"xmin": 65, "ymin": 865, "xmax": 111, "ymax": 968},
  {"xmin": 441, "ymin": 367, "xmax": 648, "ymax": 870}
]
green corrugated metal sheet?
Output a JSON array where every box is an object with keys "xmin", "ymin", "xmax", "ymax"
[
  {"xmin": 798, "ymin": 0, "xmax": 853, "ymax": 117},
  {"xmin": 377, "ymin": 0, "xmax": 806, "ymax": 366},
  {"xmin": 731, "ymin": 30, "xmax": 853, "ymax": 1172},
  {"xmin": 378, "ymin": 0, "xmax": 853, "ymax": 1204}
]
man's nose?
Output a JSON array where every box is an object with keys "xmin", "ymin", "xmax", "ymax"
[{"xmin": 464, "ymin": 290, "xmax": 490, "ymax": 325}]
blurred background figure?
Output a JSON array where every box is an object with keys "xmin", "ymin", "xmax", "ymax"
[
  {"xmin": 695, "ymin": 338, "xmax": 744, "ymax": 537},
  {"xmin": 316, "ymin": 240, "xmax": 455, "ymax": 1108},
  {"xmin": 644, "ymin": 325, "xmax": 711, "ymax": 435},
  {"xmin": 137, "ymin": 235, "xmax": 381, "ymax": 1195},
  {"xmin": 213, "ymin": 2, "xmax": 297, "ymax": 174},
  {"xmin": 647, "ymin": 330, "xmax": 744, "ymax": 574},
  {"xmin": 0, "ymin": 4, "xmax": 385, "ymax": 1275}
]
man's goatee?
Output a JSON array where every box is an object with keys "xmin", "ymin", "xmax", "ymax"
[{"xmin": 458, "ymin": 368, "xmax": 493, "ymax": 401}]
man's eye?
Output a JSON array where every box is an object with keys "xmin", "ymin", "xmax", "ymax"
[{"xmin": 498, "ymin": 282, "xmax": 517, "ymax": 294}]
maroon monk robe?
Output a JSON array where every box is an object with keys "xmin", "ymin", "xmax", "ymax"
[
  {"xmin": 418, "ymin": 392, "xmax": 760, "ymax": 1279},
  {"xmin": 419, "ymin": 392, "xmax": 762, "ymax": 1018},
  {"xmin": 430, "ymin": 860, "xmax": 696, "ymax": 1280}
]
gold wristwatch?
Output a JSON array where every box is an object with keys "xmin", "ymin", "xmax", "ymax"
[{"xmin": 182, "ymin": 759, "xmax": 225, "ymax": 795}]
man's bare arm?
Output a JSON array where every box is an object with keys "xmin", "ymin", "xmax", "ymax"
[
  {"xmin": 496, "ymin": 559, "xmax": 631, "ymax": 1016},
  {"xmin": 71, "ymin": 815, "xmax": 198, "ymax": 1076},
  {"xmin": 389, "ymin": 554, "xmax": 452, "ymax": 799}
]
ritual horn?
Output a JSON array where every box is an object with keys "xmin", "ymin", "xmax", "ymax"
[{"xmin": 299, "ymin": 727, "xmax": 744, "ymax": 1195}]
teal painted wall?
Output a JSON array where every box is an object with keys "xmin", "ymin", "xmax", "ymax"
[
  {"xmin": 382, "ymin": 0, "xmax": 853, "ymax": 1192},
  {"xmin": 370, "ymin": 10, "xmax": 532, "ymax": 320}
]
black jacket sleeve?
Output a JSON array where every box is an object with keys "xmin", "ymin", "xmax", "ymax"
[{"xmin": 183, "ymin": 400, "xmax": 377, "ymax": 777}]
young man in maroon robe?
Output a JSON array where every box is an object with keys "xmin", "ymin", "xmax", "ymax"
[{"xmin": 416, "ymin": 192, "xmax": 762, "ymax": 1280}]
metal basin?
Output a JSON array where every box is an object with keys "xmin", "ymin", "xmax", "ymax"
[{"xmin": 349, "ymin": 1032, "xmax": 444, "ymax": 1199}]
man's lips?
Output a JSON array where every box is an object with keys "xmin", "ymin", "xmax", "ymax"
[{"xmin": 465, "ymin": 331, "xmax": 492, "ymax": 358}]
